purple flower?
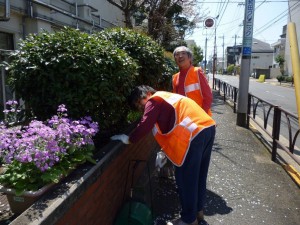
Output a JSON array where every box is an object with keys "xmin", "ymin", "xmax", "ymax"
[{"xmin": 0, "ymin": 104, "xmax": 99, "ymax": 173}]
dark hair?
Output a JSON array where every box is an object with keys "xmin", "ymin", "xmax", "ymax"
[{"xmin": 128, "ymin": 85, "xmax": 157, "ymax": 110}]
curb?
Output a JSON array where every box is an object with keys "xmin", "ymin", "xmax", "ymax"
[
  {"xmin": 248, "ymin": 121, "xmax": 300, "ymax": 188},
  {"xmin": 283, "ymin": 164, "xmax": 300, "ymax": 188}
]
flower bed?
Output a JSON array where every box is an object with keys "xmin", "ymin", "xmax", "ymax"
[{"xmin": 0, "ymin": 104, "xmax": 99, "ymax": 196}]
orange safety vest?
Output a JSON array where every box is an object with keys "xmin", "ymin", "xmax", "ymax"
[
  {"xmin": 150, "ymin": 91, "xmax": 215, "ymax": 167},
  {"xmin": 172, "ymin": 66, "xmax": 212, "ymax": 116}
]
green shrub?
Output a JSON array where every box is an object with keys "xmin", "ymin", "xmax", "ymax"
[
  {"xmin": 285, "ymin": 76, "xmax": 293, "ymax": 83},
  {"xmin": 95, "ymin": 28, "xmax": 166, "ymax": 89},
  {"xmin": 227, "ymin": 64, "xmax": 235, "ymax": 74},
  {"xmin": 160, "ymin": 52, "xmax": 177, "ymax": 91},
  {"xmin": 6, "ymin": 27, "xmax": 138, "ymax": 130},
  {"xmin": 277, "ymin": 75, "xmax": 285, "ymax": 82}
]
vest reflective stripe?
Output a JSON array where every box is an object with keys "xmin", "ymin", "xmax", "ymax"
[
  {"xmin": 179, "ymin": 117, "xmax": 198, "ymax": 133},
  {"xmin": 165, "ymin": 94, "xmax": 183, "ymax": 105},
  {"xmin": 150, "ymin": 91, "xmax": 215, "ymax": 166},
  {"xmin": 180, "ymin": 117, "xmax": 192, "ymax": 127},
  {"xmin": 152, "ymin": 125, "xmax": 158, "ymax": 136},
  {"xmin": 172, "ymin": 66, "xmax": 212, "ymax": 116},
  {"xmin": 185, "ymin": 83, "xmax": 200, "ymax": 93},
  {"xmin": 172, "ymin": 66, "xmax": 203, "ymax": 107}
]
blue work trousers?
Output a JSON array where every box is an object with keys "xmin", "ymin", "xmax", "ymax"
[{"xmin": 175, "ymin": 125, "xmax": 216, "ymax": 223}]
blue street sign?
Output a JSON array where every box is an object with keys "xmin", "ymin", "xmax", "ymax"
[{"xmin": 243, "ymin": 47, "xmax": 252, "ymax": 55}]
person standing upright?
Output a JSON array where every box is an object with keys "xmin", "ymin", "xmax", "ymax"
[{"xmin": 172, "ymin": 46, "xmax": 213, "ymax": 116}]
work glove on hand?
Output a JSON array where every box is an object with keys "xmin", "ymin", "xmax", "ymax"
[
  {"xmin": 110, "ymin": 134, "xmax": 130, "ymax": 144},
  {"xmin": 155, "ymin": 151, "xmax": 167, "ymax": 169}
]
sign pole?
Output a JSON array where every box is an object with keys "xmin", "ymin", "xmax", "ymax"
[
  {"xmin": 204, "ymin": 17, "xmax": 215, "ymax": 86},
  {"xmin": 236, "ymin": 0, "xmax": 255, "ymax": 127}
]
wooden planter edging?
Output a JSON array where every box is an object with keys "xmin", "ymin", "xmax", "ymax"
[{"xmin": 9, "ymin": 132, "xmax": 158, "ymax": 225}]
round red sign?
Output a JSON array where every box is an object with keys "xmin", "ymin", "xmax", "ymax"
[{"xmin": 204, "ymin": 18, "xmax": 214, "ymax": 28}]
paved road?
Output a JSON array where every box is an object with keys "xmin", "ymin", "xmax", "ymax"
[
  {"xmin": 209, "ymin": 74, "xmax": 300, "ymax": 154},
  {"xmin": 209, "ymin": 74, "xmax": 297, "ymax": 115}
]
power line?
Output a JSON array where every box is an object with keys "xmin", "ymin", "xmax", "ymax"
[
  {"xmin": 254, "ymin": 0, "xmax": 300, "ymax": 36},
  {"xmin": 194, "ymin": 0, "xmax": 291, "ymax": 56}
]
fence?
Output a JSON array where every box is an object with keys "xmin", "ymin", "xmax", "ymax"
[{"xmin": 213, "ymin": 78, "xmax": 300, "ymax": 166}]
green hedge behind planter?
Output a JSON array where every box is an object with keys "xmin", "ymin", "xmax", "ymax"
[
  {"xmin": 96, "ymin": 28, "xmax": 166, "ymax": 89},
  {"xmin": 6, "ymin": 27, "xmax": 138, "ymax": 131},
  {"xmin": 6, "ymin": 27, "xmax": 176, "ymax": 137}
]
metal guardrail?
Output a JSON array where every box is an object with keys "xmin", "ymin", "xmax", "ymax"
[{"xmin": 213, "ymin": 78, "xmax": 300, "ymax": 165}]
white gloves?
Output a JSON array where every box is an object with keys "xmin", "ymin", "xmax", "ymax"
[
  {"xmin": 110, "ymin": 134, "xmax": 130, "ymax": 144},
  {"xmin": 155, "ymin": 151, "xmax": 167, "ymax": 169}
]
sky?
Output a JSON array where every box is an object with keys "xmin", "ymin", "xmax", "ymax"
[{"xmin": 187, "ymin": 0, "xmax": 291, "ymax": 60}]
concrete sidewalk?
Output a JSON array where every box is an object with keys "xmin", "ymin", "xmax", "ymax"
[
  {"xmin": 256, "ymin": 77, "xmax": 294, "ymax": 88},
  {"xmin": 148, "ymin": 91, "xmax": 300, "ymax": 225}
]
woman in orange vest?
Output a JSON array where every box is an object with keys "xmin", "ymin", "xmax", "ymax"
[
  {"xmin": 172, "ymin": 46, "xmax": 213, "ymax": 116},
  {"xmin": 111, "ymin": 85, "xmax": 216, "ymax": 225}
]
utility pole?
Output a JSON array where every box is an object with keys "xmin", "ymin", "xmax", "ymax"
[
  {"xmin": 234, "ymin": 34, "xmax": 237, "ymax": 75},
  {"xmin": 213, "ymin": 30, "xmax": 217, "ymax": 86},
  {"xmin": 218, "ymin": 35, "xmax": 225, "ymax": 74},
  {"xmin": 236, "ymin": 0, "xmax": 255, "ymax": 127},
  {"xmin": 222, "ymin": 35, "xmax": 225, "ymax": 74},
  {"xmin": 212, "ymin": 15, "xmax": 219, "ymax": 89},
  {"xmin": 204, "ymin": 17, "xmax": 216, "ymax": 74},
  {"xmin": 234, "ymin": 34, "xmax": 237, "ymax": 66},
  {"xmin": 204, "ymin": 29, "xmax": 208, "ymax": 72}
]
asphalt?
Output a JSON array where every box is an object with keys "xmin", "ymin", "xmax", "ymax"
[{"xmin": 133, "ymin": 84, "xmax": 300, "ymax": 225}]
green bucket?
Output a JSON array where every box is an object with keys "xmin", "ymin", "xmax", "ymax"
[{"xmin": 114, "ymin": 201, "xmax": 153, "ymax": 225}]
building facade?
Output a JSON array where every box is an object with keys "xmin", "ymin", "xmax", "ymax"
[
  {"xmin": 225, "ymin": 38, "xmax": 273, "ymax": 75},
  {"xmin": 271, "ymin": 25, "xmax": 286, "ymax": 69},
  {"xmin": 284, "ymin": 0, "xmax": 300, "ymax": 76}
]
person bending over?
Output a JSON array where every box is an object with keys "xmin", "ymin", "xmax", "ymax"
[{"xmin": 111, "ymin": 85, "xmax": 216, "ymax": 225}]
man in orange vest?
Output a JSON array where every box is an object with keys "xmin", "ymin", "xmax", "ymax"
[
  {"xmin": 111, "ymin": 85, "xmax": 216, "ymax": 225},
  {"xmin": 172, "ymin": 46, "xmax": 213, "ymax": 116}
]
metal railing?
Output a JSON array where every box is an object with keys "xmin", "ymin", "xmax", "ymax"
[{"xmin": 213, "ymin": 78, "xmax": 300, "ymax": 165}]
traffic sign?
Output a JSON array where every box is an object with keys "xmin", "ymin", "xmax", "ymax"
[{"xmin": 204, "ymin": 18, "xmax": 214, "ymax": 28}]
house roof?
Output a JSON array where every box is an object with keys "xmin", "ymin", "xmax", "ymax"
[
  {"xmin": 233, "ymin": 38, "xmax": 273, "ymax": 53},
  {"xmin": 251, "ymin": 38, "xmax": 273, "ymax": 53}
]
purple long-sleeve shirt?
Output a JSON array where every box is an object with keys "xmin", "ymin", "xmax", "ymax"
[{"xmin": 129, "ymin": 97, "xmax": 175, "ymax": 143}]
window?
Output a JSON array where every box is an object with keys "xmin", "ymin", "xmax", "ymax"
[{"xmin": 0, "ymin": 32, "xmax": 14, "ymax": 121}]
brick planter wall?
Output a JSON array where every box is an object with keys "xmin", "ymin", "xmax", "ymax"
[{"xmin": 9, "ymin": 132, "xmax": 159, "ymax": 225}]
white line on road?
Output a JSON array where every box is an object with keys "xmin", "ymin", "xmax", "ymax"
[{"xmin": 265, "ymin": 91, "xmax": 284, "ymax": 98}]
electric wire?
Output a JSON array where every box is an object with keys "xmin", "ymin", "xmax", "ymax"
[
  {"xmin": 193, "ymin": 0, "xmax": 291, "ymax": 57},
  {"xmin": 254, "ymin": 0, "xmax": 299, "ymax": 36}
]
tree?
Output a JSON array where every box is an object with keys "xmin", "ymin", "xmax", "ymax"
[
  {"xmin": 106, "ymin": 0, "xmax": 146, "ymax": 28},
  {"xmin": 107, "ymin": 0, "xmax": 201, "ymax": 48},
  {"xmin": 275, "ymin": 54, "xmax": 285, "ymax": 75},
  {"xmin": 190, "ymin": 44, "xmax": 203, "ymax": 66},
  {"xmin": 146, "ymin": 1, "xmax": 197, "ymax": 49}
]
